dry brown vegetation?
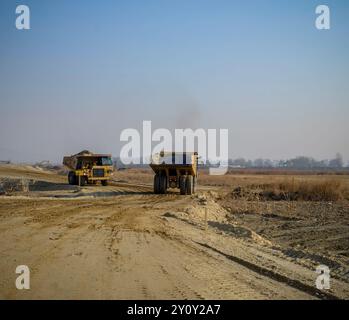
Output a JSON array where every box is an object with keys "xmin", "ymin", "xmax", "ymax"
[
  {"xmin": 231, "ymin": 178, "xmax": 344, "ymax": 202},
  {"xmin": 226, "ymin": 168, "xmax": 349, "ymax": 175},
  {"xmin": 108, "ymin": 167, "xmax": 348, "ymax": 202},
  {"xmin": 276, "ymin": 179, "xmax": 343, "ymax": 201}
]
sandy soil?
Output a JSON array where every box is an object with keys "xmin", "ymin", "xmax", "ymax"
[{"xmin": 0, "ymin": 164, "xmax": 348, "ymax": 299}]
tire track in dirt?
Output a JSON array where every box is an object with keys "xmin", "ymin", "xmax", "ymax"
[{"xmin": 196, "ymin": 242, "xmax": 339, "ymax": 300}]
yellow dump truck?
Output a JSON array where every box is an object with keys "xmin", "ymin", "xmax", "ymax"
[
  {"xmin": 150, "ymin": 151, "xmax": 198, "ymax": 195},
  {"xmin": 63, "ymin": 150, "xmax": 114, "ymax": 186}
]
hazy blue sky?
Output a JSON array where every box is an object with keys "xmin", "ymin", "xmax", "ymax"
[{"xmin": 0, "ymin": 0, "xmax": 348, "ymax": 163}]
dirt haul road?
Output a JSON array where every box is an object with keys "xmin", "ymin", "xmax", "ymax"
[{"xmin": 0, "ymin": 166, "xmax": 348, "ymax": 299}]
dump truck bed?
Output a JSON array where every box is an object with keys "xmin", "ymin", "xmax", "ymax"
[
  {"xmin": 63, "ymin": 151, "xmax": 112, "ymax": 170},
  {"xmin": 150, "ymin": 152, "xmax": 198, "ymax": 176},
  {"xmin": 149, "ymin": 163, "xmax": 196, "ymax": 175}
]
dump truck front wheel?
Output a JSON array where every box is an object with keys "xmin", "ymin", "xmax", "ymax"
[
  {"xmin": 68, "ymin": 171, "xmax": 77, "ymax": 185},
  {"xmin": 78, "ymin": 176, "xmax": 86, "ymax": 186}
]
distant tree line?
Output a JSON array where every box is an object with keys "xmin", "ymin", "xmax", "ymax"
[
  {"xmin": 112, "ymin": 153, "xmax": 348, "ymax": 169},
  {"xmin": 228, "ymin": 153, "xmax": 347, "ymax": 169}
]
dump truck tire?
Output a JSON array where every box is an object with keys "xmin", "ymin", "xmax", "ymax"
[
  {"xmin": 78, "ymin": 176, "xmax": 86, "ymax": 187},
  {"xmin": 180, "ymin": 176, "xmax": 186, "ymax": 195},
  {"xmin": 154, "ymin": 174, "xmax": 159, "ymax": 194},
  {"xmin": 159, "ymin": 173, "xmax": 167, "ymax": 194},
  {"xmin": 101, "ymin": 180, "xmax": 108, "ymax": 186},
  {"xmin": 158, "ymin": 174, "xmax": 163, "ymax": 194},
  {"xmin": 186, "ymin": 175, "xmax": 193, "ymax": 195},
  {"xmin": 68, "ymin": 171, "xmax": 77, "ymax": 185}
]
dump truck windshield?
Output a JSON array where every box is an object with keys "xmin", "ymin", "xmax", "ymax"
[{"xmin": 100, "ymin": 157, "xmax": 113, "ymax": 166}]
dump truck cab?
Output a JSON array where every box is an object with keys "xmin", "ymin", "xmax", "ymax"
[
  {"xmin": 63, "ymin": 150, "xmax": 114, "ymax": 186},
  {"xmin": 150, "ymin": 151, "xmax": 198, "ymax": 195}
]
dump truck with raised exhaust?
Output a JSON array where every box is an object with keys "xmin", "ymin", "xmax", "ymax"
[
  {"xmin": 63, "ymin": 150, "xmax": 114, "ymax": 186},
  {"xmin": 150, "ymin": 151, "xmax": 198, "ymax": 195}
]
